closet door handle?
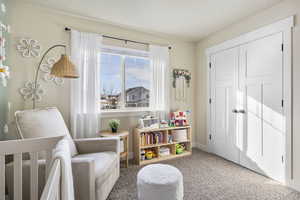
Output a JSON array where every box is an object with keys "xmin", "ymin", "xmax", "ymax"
[
  {"xmin": 238, "ymin": 110, "xmax": 246, "ymax": 114},
  {"xmin": 232, "ymin": 109, "xmax": 238, "ymax": 113}
]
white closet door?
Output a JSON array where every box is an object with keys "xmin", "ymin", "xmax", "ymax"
[
  {"xmin": 210, "ymin": 47, "xmax": 240, "ymax": 164},
  {"xmin": 239, "ymin": 32, "xmax": 284, "ymax": 182}
]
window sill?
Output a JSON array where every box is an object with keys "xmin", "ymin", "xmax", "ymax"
[{"xmin": 100, "ymin": 109, "xmax": 153, "ymax": 118}]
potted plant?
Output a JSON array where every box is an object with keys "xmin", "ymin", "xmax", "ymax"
[{"xmin": 109, "ymin": 119, "xmax": 120, "ymax": 133}]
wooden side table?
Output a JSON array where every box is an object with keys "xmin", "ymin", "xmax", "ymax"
[{"xmin": 99, "ymin": 130, "xmax": 129, "ymax": 168}]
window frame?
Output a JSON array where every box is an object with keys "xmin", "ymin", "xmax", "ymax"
[{"xmin": 100, "ymin": 46, "xmax": 153, "ymax": 114}]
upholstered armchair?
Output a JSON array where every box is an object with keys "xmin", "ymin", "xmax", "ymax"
[{"xmin": 6, "ymin": 107, "xmax": 120, "ymax": 200}]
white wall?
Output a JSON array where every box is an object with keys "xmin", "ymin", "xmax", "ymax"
[
  {"xmin": 7, "ymin": 1, "xmax": 196, "ymax": 152},
  {"xmin": 196, "ymin": 0, "xmax": 300, "ymax": 190}
]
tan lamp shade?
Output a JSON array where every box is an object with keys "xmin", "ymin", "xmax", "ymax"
[{"xmin": 50, "ymin": 54, "xmax": 79, "ymax": 78}]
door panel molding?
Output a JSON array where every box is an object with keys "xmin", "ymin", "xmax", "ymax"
[{"xmin": 206, "ymin": 16, "xmax": 294, "ymax": 186}]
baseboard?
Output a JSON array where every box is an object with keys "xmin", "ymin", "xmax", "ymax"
[
  {"xmin": 194, "ymin": 143, "xmax": 209, "ymax": 152},
  {"xmin": 287, "ymin": 181, "xmax": 300, "ymax": 192},
  {"xmin": 192, "ymin": 142, "xmax": 198, "ymax": 148}
]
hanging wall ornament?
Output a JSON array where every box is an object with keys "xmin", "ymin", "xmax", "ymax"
[
  {"xmin": 0, "ymin": 65, "xmax": 9, "ymax": 87},
  {"xmin": 40, "ymin": 57, "xmax": 64, "ymax": 85},
  {"xmin": 19, "ymin": 81, "xmax": 44, "ymax": 101},
  {"xmin": 0, "ymin": 19, "xmax": 9, "ymax": 87},
  {"xmin": 17, "ymin": 38, "xmax": 41, "ymax": 58},
  {"xmin": 1, "ymin": 3, "xmax": 6, "ymax": 13}
]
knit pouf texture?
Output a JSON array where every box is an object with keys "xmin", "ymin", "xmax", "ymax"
[{"xmin": 137, "ymin": 164, "xmax": 183, "ymax": 200}]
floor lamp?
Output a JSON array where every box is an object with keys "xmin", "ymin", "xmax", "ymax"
[{"xmin": 33, "ymin": 44, "xmax": 78, "ymax": 109}]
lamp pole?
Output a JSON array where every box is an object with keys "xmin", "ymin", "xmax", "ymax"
[{"xmin": 33, "ymin": 44, "xmax": 66, "ymax": 109}]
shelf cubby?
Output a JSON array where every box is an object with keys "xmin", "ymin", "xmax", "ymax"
[{"xmin": 134, "ymin": 126, "xmax": 192, "ymax": 165}]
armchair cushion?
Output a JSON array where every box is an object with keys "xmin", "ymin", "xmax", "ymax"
[
  {"xmin": 72, "ymin": 152, "xmax": 119, "ymax": 200},
  {"xmin": 74, "ymin": 137, "xmax": 120, "ymax": 154},
  {"xmin": 15, "ymin": 107, "xmax": 78, "ymax": 157},
  {"xmin": 74, "ymin": 152, "xmax": 118, "ymax": 185}
]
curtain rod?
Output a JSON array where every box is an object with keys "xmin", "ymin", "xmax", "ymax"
[{"xmin": 64, "ymin": 27, "xmax": 172, "ymax": 50}]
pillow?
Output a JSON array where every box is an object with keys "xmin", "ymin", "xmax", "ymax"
[{"xmin": 15, "ymin": 107, "xmax": 78, "ymax": 157}]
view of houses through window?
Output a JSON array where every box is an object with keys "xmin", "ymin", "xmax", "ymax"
[{"xmin": 100, "ymin": 50, "xmax": 151, "ymax": 111}]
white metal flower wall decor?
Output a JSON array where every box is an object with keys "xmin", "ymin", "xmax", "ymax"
[
  {"xmin": 17, "ymin": 38, "xmax": 41, "ymax": 58},
  {"xmin": 19, "ymin": 81, "xmax": 45, "ymax": 101},
  {"xmin": 40, "ymin": 57, "xmax": 64, "ymax": 85}
]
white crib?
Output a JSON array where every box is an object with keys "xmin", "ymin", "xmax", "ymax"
[{"xmin": 0, "ymin": 136, "xmax": 64, "ymax": 200}]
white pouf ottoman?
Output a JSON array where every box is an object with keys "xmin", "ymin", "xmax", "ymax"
[{"xmin": 137, "ymin": 164, "xmax": 184, "ymax": 200}]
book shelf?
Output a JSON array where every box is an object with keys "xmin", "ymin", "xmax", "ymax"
[{"xmin": 133, "ymin": 126, "xmax": 192, "ymax": 165}]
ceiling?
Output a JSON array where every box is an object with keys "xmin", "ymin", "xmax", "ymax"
[{"xmin": 24, "ymin": 0, "xmax": 283, "ymax": 42}]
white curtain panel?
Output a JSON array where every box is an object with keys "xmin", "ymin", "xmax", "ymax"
[
  {"xmin": 70, "ymin": 30, "xmax": 102, "ymax": 138},
  {"xmin": 149, "ymin": 45, "xmax": 170, "ymax": 120}
]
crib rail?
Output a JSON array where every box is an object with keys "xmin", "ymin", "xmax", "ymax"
[
  {"xmin": 40, "ymin": 159, "xmax": 61, "ymax": 200},
  {"xmin": 0, "ymin": 136, "xmax": 64, "ymax": 200}
]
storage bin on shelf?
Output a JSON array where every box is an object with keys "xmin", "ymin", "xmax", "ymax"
[
  {"xmin": 159, "ymin": 147, "xmax": 171, "ymax": 157},
  {"xmin": 171, "ymin": 129, "xmax": 188, "ymax": 142}
]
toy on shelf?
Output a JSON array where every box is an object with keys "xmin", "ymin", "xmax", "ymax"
[
  {"xmin": 170, "ymin": 111, "xmax": 189, "ymax": 127},
  {"xmin": 138, "ymin": 114, "xmax": 159, "ymax": 129},
  {"xmin": 140, "ymin": 150, "xmax": 146, "ymax": 161},
  {"xmin": 168, "ymin": 134, "xmax": 173, "ymax": 143},
  {"xmin": 175, "ymin": 143, "xmax": 186, "ymax": 154},
  {"xmin": 160, "ymin": 120, "xmax": 169, "ymax": 128},
  {"xmin": 145, "ymin": 149, "xmax": 157, "ymax": 160}
]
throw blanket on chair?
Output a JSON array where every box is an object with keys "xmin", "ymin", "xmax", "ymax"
[{"xmin": 52, "ymin": 139, "xmax": 75, "ymax": 200}]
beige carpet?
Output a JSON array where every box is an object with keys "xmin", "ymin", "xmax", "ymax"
[{"xmin": 108, "ymin": 149, "xmax": 300, "ymax": 200}]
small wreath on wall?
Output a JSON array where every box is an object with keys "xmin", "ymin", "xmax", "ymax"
[
  {"xmin": 17, "ymin": 38, "xmax": 41, "ymax": 58},
  {"xmin": 172, "ymin": 69, "xmax": 191, "ymax": 88}
]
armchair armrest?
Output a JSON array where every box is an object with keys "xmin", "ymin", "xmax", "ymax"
[
  {"xmin": 72, "ymin": 156, "xmax": 95, "ymax": 200},
  {"xmin": 72, "ymin": 157, "xmax": 95, "ymax": 200},
  {"xmin": 74, "ymin": 137, "xmax": 120, "ymax": 154}
]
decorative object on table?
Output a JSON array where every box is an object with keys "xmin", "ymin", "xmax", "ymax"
[
  {"xmin": 99, "ymin": 130, "xmax": 129, "ymax": 168},
  {"xmin": 40, "ymin": 57, "xmax": 64, "ymax": 85},
  {"xmin": 173, "ymin": 68, "xmax": 191, "ymax": 101},
  {"xmin": 159, "ymin": 120, "xmax": 169, "ymax": 128},
  {"xmin": 24, "ymin": 44, "xmax": 78, "ymax": 109},
  {"xmin": 175, "ymin": 143, "xmax": 186, "ymax": 154},
  {"xmin": 17, "ymin": 38, "xmax": 41, "ymax": 58},
  {"xmin": 108, "ymin": 119, "xmax": 120, "ymax": 133},
  {"xmin": 19, "ymin": 81, "xmax": 45, "ymax": 101},
  {"xmin": 171, "ymin": 110, "xmax": 189, "ymax": 127},
  {"xmin": 138, "ymin": 115, "xmax": 159, "ymax": 129}
]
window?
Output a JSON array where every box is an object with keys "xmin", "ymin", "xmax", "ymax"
[{"xmin": 100, "ymin": 46, "xmax": 152, "ymax": 112}]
